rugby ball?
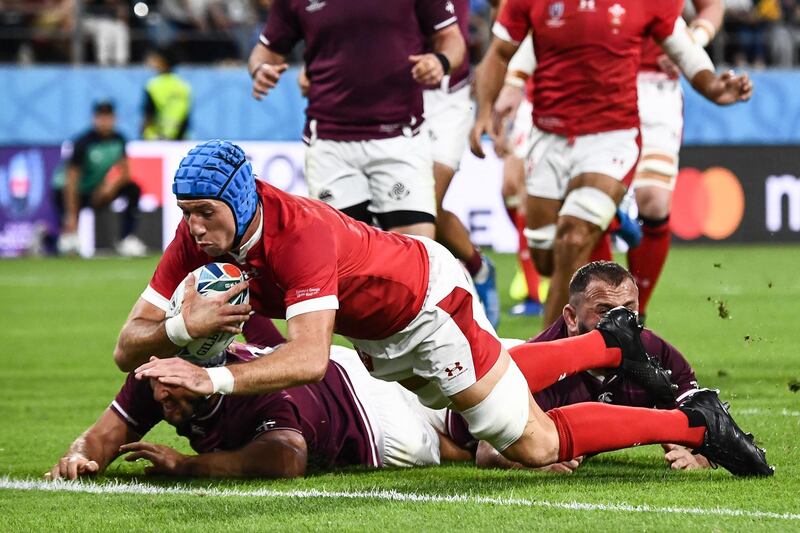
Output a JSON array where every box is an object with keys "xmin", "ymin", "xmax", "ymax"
[{"xmin": 167, "ymin": 262, "xmax": 249, "ymax": 367}]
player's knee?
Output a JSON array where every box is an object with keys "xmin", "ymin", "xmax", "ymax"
[
  {"xmin": 554, "ymin": 216, "xmax": 596, "ymax": 254},
  {"xmin": 459, "ymin": 362, "xmax": 530, "ymax": 453},
  {"xmin": 559, "ymin": 187, "xmax": 617, "ymax": 233}
]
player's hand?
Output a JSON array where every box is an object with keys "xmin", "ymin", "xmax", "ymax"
[
  {"xmin": 656, "ymin": 54, "xmax": 681, "ymax": 78},
  {"xmin": 714, "ymin": 70, "xmax": 753, "ymax": 105},
  {"xmin": 134, "ymin": 356, "xmax": 214, "ymax": 395},
  {"xmin": 180, "ymin": 273, "xmax": 251, "ymax": 339},
  {"xmin": 470, "ymin": 112, "xmax": 496, "ymax": 159},
  {"xmin": 494, "ymin": 84, "xmax": 524, "ymax": 124},
  {"xmin": 536, "ymin": 456, "xmax": 584, "ymax": 474},
  {"xmin": 251, "ymin": 62, "xmax": 289, "ymax": 100},
  {"xmin": 663, "ymin": 444, "xmax": 712, "ymax": 470},
  {"xmin": 409, "ymin": 54, "xmax": 446, "ymax": 86},
  {"xmin": 44, "ymin": 454, "xmax": 100, "ymax": 481},
  {"xmin": 120, "ymin": 441, "xmax": 188, "ymax": 476}
]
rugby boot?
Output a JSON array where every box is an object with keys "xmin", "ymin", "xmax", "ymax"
[
  {"xmin": 596, "ymin": 306, "xmax": 677, "ymax": 406},
  {"xmin": 679, "ymin": 389, "xmax": 774, "ymax": 477}
]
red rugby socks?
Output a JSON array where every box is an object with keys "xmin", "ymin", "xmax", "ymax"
[
  {"xmin": 628, "ymin": 216, "xmax": 671, "ymax": 315},
  {"xmin": 508, "ymin": 331, "xmax": 621, "ymax": 393},
  {"xmin": 547, "ymin": 403, "xmax": 706, "ymax": 461}
]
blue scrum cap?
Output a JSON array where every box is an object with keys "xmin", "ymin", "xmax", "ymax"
[{"xmin": 173, "ymin": 140, "xmax": 258, "ymax": 248}]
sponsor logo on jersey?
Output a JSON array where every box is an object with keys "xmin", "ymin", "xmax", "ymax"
[
  {"xmin": 578, "ymin": 0, "xmax": 596, "ymax": 11},
  {"xmin": 546, "ymin": 1, "xmax": 566, "ymax": 27}
]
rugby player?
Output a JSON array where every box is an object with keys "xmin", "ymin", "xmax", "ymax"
[
  {"xmin": 46, "ymin": 340, "xmax": 441, "ymax": 480},
  {"xmin": 471, "ymin": 0, "xmax": 753, "ymax": 327},
  {"xmin": 422, "ymin": 0, "xmax": 501, "ymax": 328},
  {"xmin": 247, "ymin": 0, "xmax": 465, "ymax": 240},
  {"xmin": 116, "ymin": 140, "xmax": 770, "ymax": 476}
]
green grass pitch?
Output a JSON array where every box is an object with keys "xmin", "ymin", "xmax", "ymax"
[{"xmin": 0, "ymin": 246, "xmax": 798, "ymax": 531}]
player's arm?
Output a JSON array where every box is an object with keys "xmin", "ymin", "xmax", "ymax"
[
  {"xmin": 45, "ymin": 408, "xmax": 139, "ymax": 480},
  {"xmin": 690, "ymin": 0, "xmax": 724, "ymax": 48},
  {"xmin": 120, "ymin": 430, "xmax": 308, "ymax": 478},
  {"xmin": 409, "ymin": 24, "xmax": 466, "ymax": 86},
  {"xmin": 248, "ymin": 44, "xmax": 289, "ymax": 100},
  {"xmin": 657, "ymin": 18, "xmax": 752, "ymax": 105},
  {"xmin": 134, "ymin": 309, "xmax": 335, "ymax": 395},
  {"xmin": 114, "ymin": 276, "xmax": 250, "ymax": 372}
]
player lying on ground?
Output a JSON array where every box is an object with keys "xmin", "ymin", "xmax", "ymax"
[
  {"xmin": 116, "ymin": 140, "xmax": 771, "ymax": 476},
  {"xmin": 427, "ymin": 261, "xmax": 727, "ymax": 472},
  {"xmin": 46, "ymin": 337, "xmax": 443, "ymax": 480}
]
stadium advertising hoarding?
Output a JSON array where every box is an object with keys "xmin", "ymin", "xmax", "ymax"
[
  {"xmin": 674, "ymin": 146, "xmax": 800, "ymax": 243},
  {"xmin": 2, "ymin": 142, "xmax": 796, "ymax": 257}
]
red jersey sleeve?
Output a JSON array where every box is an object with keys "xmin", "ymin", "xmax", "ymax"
[
  {"xmin": 269, "ymin": 219, "xmax": 340, "ymax": 320},
  {"xmin": 416, "ymin": 0, "xmax": 458, "ymax": 36},
  {"xmin": 259, "ymin": 0, "xmax": 303, "ymax": 55},
  {"xmin": 646, "ymin": 0, "xmax": 683, "ymax": 42},
  {"xmin": 494, "ymin": 0, "xmax": 531, "ymax": 44},
  {"xmin": 142, "ymin": 221, "xmax": 209, "ymax": 311},
  {"xmin": 110, "ymin": 374, "xmax": 164, "ymax": 436}
]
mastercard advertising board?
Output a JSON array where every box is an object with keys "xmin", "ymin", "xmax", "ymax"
[{"xmin": 674, "ymin": 146, "xmax": 800, "ymax": 243}]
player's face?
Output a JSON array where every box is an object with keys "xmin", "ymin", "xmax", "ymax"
[
  {"xmin": 178, "ymin": 199, "xmax": 236, "ymax": 256},
  {"xmin": 564, "ymin": 279, "xmax": 639, "ymax": 336},
  {"xmin": 151, "ymin": 379, "xmax": 203, "ymax": 426},
  {"xmin": 93, "ymin": 112, "xmax": 115, "ymax": 136}
]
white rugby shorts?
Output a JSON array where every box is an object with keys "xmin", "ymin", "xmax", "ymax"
[
  {"xmin": 329, "ymin": 345, "xmax": 441, "ymax": 467},
  {"xmin": 305, "ymin": 132, "xmax": 436, "ymax": 217},
  {"xmin": 423, "ymin": 84, "xmax": 473, "ymax": 170},
  {"xmin": 346, "ymin": 237, "xmax": 502, "ymax": 406},
  {"xmin": 526, "ymin": 126, "xmax": 641, "ymax": 200}
]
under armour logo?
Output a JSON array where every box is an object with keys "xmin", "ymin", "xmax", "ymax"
[
  {"xmin": 598, "ymin": 392, "xmax": 614, "ymax": 403},
  {"xmin": 445, "ymin": 1, "xmax": 455, "ymax": 14},
  {"xmin": 579, "ymin": 0, "xmax": 595, "ymax": 10},
  {"xmin": 445, "ymin": 362, "xmax": 464, "ymax": 378}
]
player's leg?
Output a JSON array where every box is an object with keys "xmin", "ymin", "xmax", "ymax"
[
  {"xmin": 329, "ymin": 346, "xmax": 441, "ymax": 467},
  {"xmin": 627, "ymin": 77, "xmax": 683, "ymax": 319},
  {"xmin": 365, "ymin": 134, "xmax": 436, "ymax": 239},
  {"xmin": 304, "ymin": 137, "xmax": 373, "ymax": 224}
]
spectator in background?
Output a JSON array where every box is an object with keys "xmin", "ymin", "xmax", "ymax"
[
  {"xmin": 142, "ymin": 47, "xmax": 192, "ymax": 140},
  {"xmin": 83, "ymin": 0, "xmax": 130, "ymax": 65},
  {"xmin": 53, "ymin": 101, "xmax": 146, "ymax": 257}
]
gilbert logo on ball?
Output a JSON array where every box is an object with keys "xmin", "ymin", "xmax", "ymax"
[{"xmin": 168, "ymin": 262, "xmax": 249, "ymax": 367}]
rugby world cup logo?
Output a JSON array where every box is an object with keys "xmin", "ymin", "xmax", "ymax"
[
  {"xmin": 546, "ymin": 1, "xmax": 565, "ymax": 27},
  {"xmin": 0, "ymin": 149, "xmax": 45, "ymax": 218}
]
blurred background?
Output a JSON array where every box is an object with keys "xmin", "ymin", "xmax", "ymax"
[{"xmin": 0, "ymin": 0, "xmax": 798, "ymax": 259}]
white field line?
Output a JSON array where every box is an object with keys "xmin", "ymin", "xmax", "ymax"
[
  {"xmin": 1, "ymin": 476, "xmax": 798, "ymax": 522},
  {"xmin": 736, "ymin": 407, "xmax": 800, "ymax": 417}
]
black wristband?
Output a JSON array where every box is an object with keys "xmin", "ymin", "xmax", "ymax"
[{"xmin": 434, "ymin": 52, "xmax": 451, "ymax": 75}]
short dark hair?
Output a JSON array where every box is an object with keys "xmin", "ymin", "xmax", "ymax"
[
  {"xmin": 148, "ymin": 46, "xmax": 178, "ymax": 69},
  {"xmin": 93, "ymin": 100, "xmax": 115, "ymax": 114},
  {"xmin": 569, "ymin": 261, "xmax": 636, "ymax": 297}
]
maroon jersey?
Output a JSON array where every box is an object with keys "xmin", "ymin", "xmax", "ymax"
[
  {"xmin": 426, "ymin": 0, "xmax": 471, "ymax": 92},
  {"xmin": 260, "ymin": 0, "xmax": 458, "ymax": 141},
  {"xmin": 532, "ymin": 316, "xmax": 699, "ymax": 410},
  {"xmin": 144, "ymin": 180, "xmax": 429, "ymax": 340},
  {"xmin": 110, "ymin": 343, "xmax": 382, "ymax": 469},
  {"xmin": 495, "ymin": 0, "xmax": 682, "ymax": 136}
]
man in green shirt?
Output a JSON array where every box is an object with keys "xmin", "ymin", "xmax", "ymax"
[{"xmin": 54, "ymin": 101, "xmax": 146, "ymax": 257}]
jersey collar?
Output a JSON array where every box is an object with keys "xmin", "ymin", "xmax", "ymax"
[{"xmin": 231, "ymin": 207, "xmax": 263, "ymax": 263}]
